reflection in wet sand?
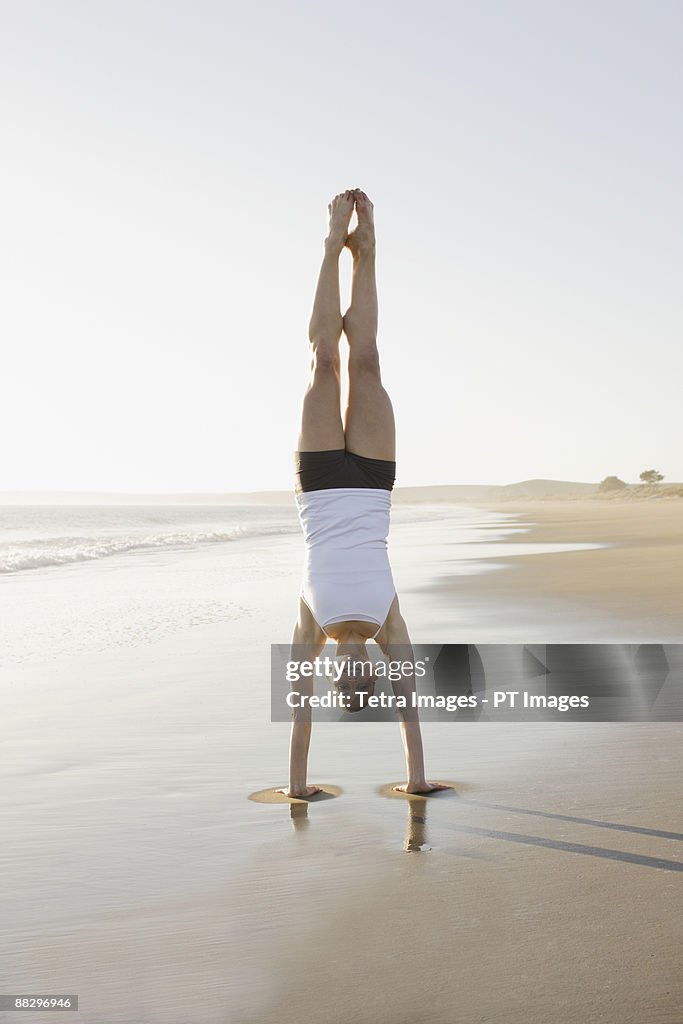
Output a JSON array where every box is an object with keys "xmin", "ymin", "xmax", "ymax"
[
  {"xmin": 404, "ymin": 797, "xmax": 429, "ymax": 852},
  {"xmin": 378, "ymin": 782, "xmax": 461, "ymax": 852},
  {"xmin": 248, "ymin": 785, "xmax": 343, "ymax": 834},
  {"xmin": 288, "ymin": 800, "xmax": 310, "ymax": 831}
]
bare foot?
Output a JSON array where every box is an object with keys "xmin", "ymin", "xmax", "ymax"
[
  {"xmin": 393, "ymin": 781, "xmax": 451, "ymax": 794},
  {"xmin": 346, "ymin": 189, "xmax": 375, "ymax": 257},
  {"xmin": 275, "ymin": 785, "xmax": 322, "ymax": 799},
  {"xmin": 326, "ymin": 191, "xmax": 355, "ymax": 254}
]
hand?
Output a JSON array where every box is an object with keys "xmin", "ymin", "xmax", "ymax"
[
  {"xmin": 276, "ymin": 785, "xmax": 322, "ymax": 799},
  {"xmin": 393, "ymin": 781, "xmax": 451, "ymax": 794}
]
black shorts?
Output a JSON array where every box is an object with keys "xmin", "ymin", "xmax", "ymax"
[{"xmin": 295, "ymin": 449, "xmax": 396, "ymax": 493}]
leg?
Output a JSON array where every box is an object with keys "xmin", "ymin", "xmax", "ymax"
[
  {"xmin": 297, "ymin": 191, "xmax": 355, "ymax": 452},
  {"xmin": 342, "ymin": 192, "xmax": 396, "ymax": 460}
]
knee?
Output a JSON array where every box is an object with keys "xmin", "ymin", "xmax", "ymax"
[
  {"xmin": 342, "ymin": 313, "xmax": 376, "ymax": 343},
  {"xmin": 310, "ymin": 345, "xmax": 340, "ymax": 376},
  {"xmin": 349, "ymin": 346, "xmax": 381, "ymax": 378}
]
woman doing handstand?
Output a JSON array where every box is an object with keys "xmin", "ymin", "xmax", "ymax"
[{"xmin": 280, "ymin": 189, "xmax": 447, "ymax": 799}]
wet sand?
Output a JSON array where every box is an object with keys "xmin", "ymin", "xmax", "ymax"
[
  {"xmin": 1, "ymin": 507, "xmax": 682, "ymax": 1023},
  {"xmin": 442, "ymin": 499, "xmax": 683, "ymax": 641},
  {"xmin": 4, "ymin": 639, "xmax": 681, "ymax": 1024}
]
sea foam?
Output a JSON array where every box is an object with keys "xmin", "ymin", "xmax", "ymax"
[{"xmin": 0, "ymin": 521, "xmax": 298, "ymax": 574}]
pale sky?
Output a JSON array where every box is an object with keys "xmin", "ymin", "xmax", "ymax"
[{"xmin": 2, "ymin": 0, "xmax": 682, "ymax": 492}]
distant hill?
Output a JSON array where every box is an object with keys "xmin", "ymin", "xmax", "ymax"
[
  {"xmin": 393, "ymin": 479, "xmax": 598, "ymax": 504},
  {"xmin": 501, "ymin": 478, "xmax": 598, "ymax": 499}
]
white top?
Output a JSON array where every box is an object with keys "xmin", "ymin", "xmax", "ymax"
[{"xmin": 295, "ymin": 487, "xmax": 396, "ymax": 636}]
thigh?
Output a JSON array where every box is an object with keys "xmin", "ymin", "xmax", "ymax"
[
  {"xmin": 343, "ymin": 376, "xmax": 396, "ymax": 460},
  {"xmin": 297, "ymin": 368, "xmax": 345, "ymax": 452}
]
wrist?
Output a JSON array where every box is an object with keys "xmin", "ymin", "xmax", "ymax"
[{"xmin": 408, "ymin": 776, "xmax": 427, "ymax": 787}]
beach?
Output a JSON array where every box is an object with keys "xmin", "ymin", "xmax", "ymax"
[
  {"xmin": 5, "ymin": 0, "xmax": 683, "ymax": 1018},
  {"xmin": 1, "ymin": 500, "xmax": 682, "ymax": 1023},
  {"xmin": 441, "ymin": 498, "xmax": 683, "ymax": 642}
]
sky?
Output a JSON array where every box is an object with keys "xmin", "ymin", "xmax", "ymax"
[{"xmin": 2, "ymin": 0, "xmax": 682, "ymax": 492}]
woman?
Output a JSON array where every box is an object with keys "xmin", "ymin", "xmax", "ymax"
[{"xmin": 279, "ymin": 189, "xmax": 447, "ymax": 799}]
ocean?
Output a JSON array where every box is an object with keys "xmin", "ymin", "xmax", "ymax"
[
  {"xmin": 0, "ymin": 504, "xmax": 301, "ymax": 575},
  {"xmin": 0, "ymin": 501, "xmax": 607, "ymax": 667}
]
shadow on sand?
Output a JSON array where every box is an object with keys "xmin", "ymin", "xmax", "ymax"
[{"xmin": 378, "ymin": 784, "xmax": 683, "ymax": 869}]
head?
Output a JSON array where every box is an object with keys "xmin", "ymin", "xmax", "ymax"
[{"xmin": 333, "ymin": 649, "xmax": 377, "ymax": 713}]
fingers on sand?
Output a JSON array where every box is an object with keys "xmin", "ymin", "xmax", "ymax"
[
  {"xmin": 378, "ymin": 781, "xmax": 461, "ymax": 800},
  {"xmin": 249, "ymin": 785, "xmax": 343, "ymax": 805}
]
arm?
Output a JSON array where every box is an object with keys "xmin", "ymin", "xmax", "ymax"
[
  {"xmin": 376, "ymin": 601, "xmax": 449, "ymax": 794},
  {"xmin": 276, "ymin": 600, "xmax": 327, "ymax": 798}
]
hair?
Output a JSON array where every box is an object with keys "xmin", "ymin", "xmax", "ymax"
[{"xmin": 333, "ymin": 657, "xmax": 377, "ymax": 713}]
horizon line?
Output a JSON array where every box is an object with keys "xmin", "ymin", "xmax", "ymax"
[{"xmin": 1, "ymin": 478, "xmax": 680, "ymax": 502}]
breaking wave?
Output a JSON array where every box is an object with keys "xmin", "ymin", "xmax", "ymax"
[{"xmin": 0, "ymin": 522, "xmax": 298, "ymax": 574}]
